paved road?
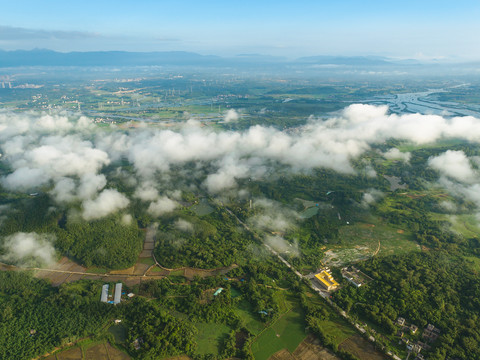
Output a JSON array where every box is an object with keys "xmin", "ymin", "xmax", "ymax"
[
  {"xmin": 223, "ymin": 205, "xmax": 390, "ymax": 355},
  {"xmin": 223, "ymin": 205, "xmax": 331, "ymax": 299}
]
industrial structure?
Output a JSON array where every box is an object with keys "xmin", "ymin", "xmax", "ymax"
[
  {"xmin": 114, "ymin": 283, "xmax": 123, "ymax": 305},
  {"xmin": 100, "ymin": 283, "xmax": 123, "ymax": 305},
  {"xmin": 314, "ymin": 268, "xmax": 339, "ymax": 291},
  {"xmin": 100, "ymin": 284, "xmax": 109, "ymax": 303}
]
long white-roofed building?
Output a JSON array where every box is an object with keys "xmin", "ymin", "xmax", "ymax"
[
  {"xmin": 101, "ymin": 284, "xmax": 109, "ymax": 303},
  {"xmin": 114, "ymin": 283, "xmax": 122, "ymax": 305}
]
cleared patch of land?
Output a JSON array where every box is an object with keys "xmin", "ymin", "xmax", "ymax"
[
  {"xmin": 85, "ymin": 342, "xmax": 109, "ymax": 359},
  {"xmin": 251, "ymin": 305, "xmax": 306, "ymax": 360},
  {"xmin": 338, "ymin": 335, "xmax": 385, "ymax": 360},
  {"xmin": 46, "ymin": 342, "xmax": 131, "ymax": 360},
  {"xmin": 324, "ymin": 217, "xmax": 419, "ymax": 266},
  {"xmin": 55, "ymin": 347, "xmax": 83, "ymax": 360},
  {"xmin": 267, "ymin": 334, "xmax": 340, "ymax": 360},
  {"xmin": 195, "ymin": 322, "xmax": 232, "ymax": 355},
  {"xmin": 293, "ymin": 335, "xmax": 339, "ymax": 360},
  {"xmin": 235, "ymin": 300, "xmax": 265, "ymax": 335}
]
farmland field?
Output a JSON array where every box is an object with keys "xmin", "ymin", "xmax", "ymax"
[
  {"xmin": 251, "ymin": 306, "xmax": 306, "ymax": 360},
  {"xmin": 194, "ymin": 322, "xmax": 232, "ymax": 355}
]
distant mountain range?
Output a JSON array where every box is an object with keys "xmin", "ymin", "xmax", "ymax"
[{"xmin": 0, "ymin": 49, "xmax": 427, "ymax": 67}]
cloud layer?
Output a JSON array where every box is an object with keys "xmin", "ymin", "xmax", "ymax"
[
  {"xmin": 1, "ymin": 232, "xmax": 56, "ymax": 266},
  {"xmin": 3, "ymin": 106, "xmax": 480, "ymax": 220}
]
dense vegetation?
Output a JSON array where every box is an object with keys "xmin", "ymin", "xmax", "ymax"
[
  {"xmin": 0, "ymin": 195, "xmax": 142, "ymax": 269},
  {"xmin": 4, "ymin": 76, "xmax": 480, "ymax": 360},
  {"xmin": 154, "ymin": 210, "xmax": 255, "ymax": 268},
  {"xmin": 333, "ymin": 252, "xmax": 480, "ymax": 359},
  {"xmin": 124, "ymin": 298, "xmax": 197, "ymax": 359},
  {"xmin": 0, "ymin": 272, "xmax": 113, "ymax": 359},
  {"xmin": 54, "ymin": 216, "xmax": 142, "ymax": 269}
]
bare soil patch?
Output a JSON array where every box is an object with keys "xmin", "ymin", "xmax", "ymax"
[
  {"xmin": 268, "ymin": 334, "xmax": 340, "ymax": 360},
  {"xmin": 56, "ymin": 347, "xmax": 82, "ymax": 360},
  {"xmin": 293, "ymin": 334, "xmax": 339, "ymax": 360},
  {"xmin": 339, "ymin": 335, "xmax": 385, "ymax": 360},
  {"xmin": 105, "ymin": 343, "xmax": 131, "ymax": 359},
  {"xmin": 270, "ymin": 349, "xmax": 296, "ymax": 360},
  {"xmin": 85, "ymin": 343, "xmax": 109, "ymax": 359}
]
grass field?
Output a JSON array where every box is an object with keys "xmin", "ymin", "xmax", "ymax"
[
  {"xmin": 315, "ymin": 319, "xmax": 357, "ymax": 346},
  {"xmin": 53, "ymin": 341, "xmax": 131, "ymax": 360},
  {"xmin": 109, "ymin": 324, "xmax": 127, "ymax": 344},
  {"xmin": 190, "ymin": 199, "xmax": 214, "ymax": 216},
  {"xmin": 303, "ymin": 292, "xmax": 357, "ymax": 347},
  {"xmin": 85, "ymin": 266, "xmax": 109, "ymax": 274},
  {"xmin": 431, "ymin": 213, "xmax": 480, "ymax": 238},
  {"xmin": 324, "ymin": 216, "xmax": 420, "ymax": 266},
  {"xmin": 230, "ymin": 286, "xmax": 242, "ymax": 298},
  {"xmin": 300, "ymin": 207, "xmax": 319, "ymax": 219},
  {"xmin": 138, "ymin": 257, "xmax": 155, "ymax": 265},
  {"xmin": 251, "ymin": 306, "xmax": 306, "ymax": 360},
  {"xmin": 194, "ymin": 322, "xmax": 231, "ymax": 356},
  {"xmin": 464, "ymin": 256, "xmax": 480, "ymax": 272},
  {"xmin": 234, "ymin": 300, "xmax": 265, "ymax": 335}
]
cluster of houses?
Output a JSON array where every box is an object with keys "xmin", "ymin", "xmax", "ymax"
[{"xmin": 396, "ymin": 317, "xmax": 441, "ymax": 359}]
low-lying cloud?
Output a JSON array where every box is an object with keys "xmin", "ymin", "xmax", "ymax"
[
  {"xmin": 265, "ymin": 235, "xmax": 300, "ymax": 257},
  {"xmin": 429, "ymin": 150, "xmax": 477, "ymax": 183},
  {"xmin": 147, "ymin": 196, "xmax": 177, "ymax": 217},
  {"xmin": 1, "ymin": 232, "xmax": 56, "ymax": 266},
  {"xmin": 224, "ymin": 109, "xmax": 239, "ymax": 123},
  {"xmin": 3, "ymin": 105, "xmax": 480, "ymax": 221},
  {"xmin": 383, "ymin": 148, "xmax": 411, "ymax": 162},
  {"xmin": 82, "ymin": 189, "xmax": 129, "ymax": 220}
]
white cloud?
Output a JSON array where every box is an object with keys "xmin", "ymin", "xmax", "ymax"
[
  {"xmin": 134, "ymin": 182, "xmax": 159, "ymax": 201},
  {"xmin": 51, "ymin": 177, "xmax": 76, "ymax": 203},
  {"xmin": 361, "ymin": 189, "xmax": 385, "ymax": 208},
  {"xmin": 224, "ymin": 109, "xmax": 239, "ymax": 123},
  {"xmin": 121, "ymin": 214, "xmax": 133, "ymax": 225},
  {"xmin": 265, "ymin": 235, "xmax": 299, "ymax": 256},
  {"xmin": 175, "ymin": 218, "xmax": 194, "ymax": 233},
  {"xmin": 429, "ymin": 150, "xmax": 476, "ymax": 183},
  {"xmin": 77, "ymin": 173, "xmax": 107, "ymax": 200},
  {"xmin": 1, "ymin": 232, "xmax": 56, "ymax": 266},
  {"xmin": 248, "ymin": 198, "xmax": 299, "ymax": 232},
  {"xmin": 1, "ymin": 167, "xmax": 48, "ymax": 190},
  {"xmin": 383, "ymin": 148, "xmax": 411, "ymax": 162},
  {"xmin": 82, "ymin": 189, "xmax": 129, "ymax": 220},
  {"xmin": 147, "ymin": 196, "xmax": 177, "ymax": 217}
]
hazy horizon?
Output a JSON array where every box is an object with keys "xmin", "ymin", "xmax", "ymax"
[{"xmin": 1, "ymin": 0, "xmax": 480, "ymax": 61}]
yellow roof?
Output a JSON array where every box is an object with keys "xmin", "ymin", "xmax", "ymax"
[{"xmin": 315, "ymin": 271, "xmax": 339, "ymax": 287}]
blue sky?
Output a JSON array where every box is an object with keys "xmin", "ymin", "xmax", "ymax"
[{"xmin": 1, "ymin": 0, "xmax": 479, "ymax": 59}]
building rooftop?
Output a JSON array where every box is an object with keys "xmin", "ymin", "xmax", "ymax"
[
  {"xmin": 114, "ymin": 283, "xmax": 122, "ymax": 305},
  {"xmin": 101, "ymin": 284, "xmax": 109, "ymax": 303},
  {"xmin": 315, "ymin": 270, "xmax": 339, "ymax": 289}
]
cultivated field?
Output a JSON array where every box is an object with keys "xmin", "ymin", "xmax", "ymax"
[
  {"xmin": 43, "ymin": 342, "xmax": 130, "ymax": 360},
  {"xmin": 339, "ymin": 336, "xmax": 385, "ymax": 360}
]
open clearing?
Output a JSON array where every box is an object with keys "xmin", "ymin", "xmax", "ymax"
[
  {"xmin": 251, "ymin": 306, "xmax": 306, "ymax": 360},
  {"xmin": 324, "ymin": 217, "xmax": 420, "ymax": 266},
  {"xmin": 190, "ymin": 199, "xmax": 214, "ymax": 216},
  {"xmin": 293, "ymin": 335, "xmax": 339, "ymax": 360},
  {"xmin": 268, "ymin": 334, "xmax": 340, "ymax": 360},
  {"xmin": 313, "ymin": 319, "xmax": 357, "ymax": 346},
  {"xmin": 46, "ymin": 342, "xmax": 130, "ymax": 360},
  {"xmin": 431, "ymin": 213, "xmax": 480, "ymax": 238},
  {"xmin": 195, "ymin": 322, "xmax": 231, "ymax": 356},
  {"xmin": 235, "ymin": 300, "xmax": 265, "ymax": 335},
  {"xmin": 339, "ymin": 335, "xmax": 385, "ymax": 360}
]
